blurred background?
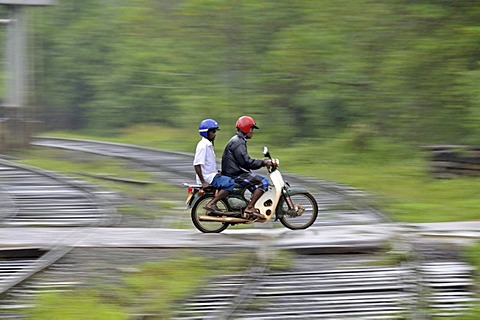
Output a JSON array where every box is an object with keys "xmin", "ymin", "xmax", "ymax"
[{"xmin": 2, "ymin": 0, "xmax": 480, "ymax": 146}]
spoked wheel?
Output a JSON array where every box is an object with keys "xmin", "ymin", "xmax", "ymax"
[
  {"xmin": 191, "ymin": 195, "xmax": 230, "ymax": 233},
  {"xmin": 279, "ymin": 192, "xmax": 318, "ymax": 230}
]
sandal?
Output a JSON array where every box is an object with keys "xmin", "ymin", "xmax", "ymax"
[
  {"xmin": 205, "ymin": 204, "xmax": 219, "ymax": 211},
  {"xmin": 203, "ymin": 205, "xmax": 223, "ymax": 216},
  {"xmin": 244, "ymin": 208, "xmax": 265, "ymax": 219}
]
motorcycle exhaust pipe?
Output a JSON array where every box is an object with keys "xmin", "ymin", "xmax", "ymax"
[{"xmin": 199, "ymin": 215, "xmax": 251, "ymax": 223}]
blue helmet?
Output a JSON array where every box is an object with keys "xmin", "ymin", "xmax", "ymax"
[{"xmin": 198, "ymin": 119, "xmax": 219, "ymax": 138}]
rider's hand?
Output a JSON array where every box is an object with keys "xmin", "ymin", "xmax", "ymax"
[
  {"xmin": 201, "ymin": 182, "xmax": 210, "ymax": 189},
  {"xmin": 264, "ymin": 159, "xmax": 272, "ymax": 168}
]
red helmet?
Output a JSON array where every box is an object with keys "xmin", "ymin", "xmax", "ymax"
[{"xmin": 236, "ymin": 116, "xmax": 259, "ymax": 134}]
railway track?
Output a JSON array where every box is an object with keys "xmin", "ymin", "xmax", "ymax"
[
  {"xmin": 0, "ymin": 155, "xmax": 119, "ymax": 317},
  {"xmin": 0, "ymin": 247, "xmax": 79, "ymax": 319},
  {"xmin": 30, "ymin": 136, "xmax": 388, "ymax": 226},
  {"xmin": 0, "ymin": 158, "xmax": 118, "ymax": 227},
  {"xmin": 171, "ymin": 256, "xmax": 477, "ymax": 319},
  {"xmin": 1, "ymin": 247, "xmax": 474, "ymax": 319},
  {"xmin": 0, "ymin": 136, "xmax": 475, "ymax": 318}
]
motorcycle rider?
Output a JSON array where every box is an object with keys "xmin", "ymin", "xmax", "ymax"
[
  {"xmin": 221, "ymin": 115, "xmax": 272, "ymax": 218},
  {"xmin": 193, "ymin": 119, "xmax": 235, "ymax": 214}
]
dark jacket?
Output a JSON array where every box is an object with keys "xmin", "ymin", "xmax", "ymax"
[{"xmin": 221, "ymin": 132, "xmax": 265, "ymax": 177}]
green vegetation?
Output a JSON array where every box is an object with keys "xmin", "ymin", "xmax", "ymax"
[
  {"xmin": 119, "ymin": 253, "xmax": 212, "ymax": 317},
  {"xmin": 20, "ymin": 0, "xmax": 480, "ymax": 147},
  {"xmin": 284, "ymin": 136, "xmax": 480, "ymax": 223},
  {"xmin": 465, "ymin": 243, "xmax": 480, "ymax": 277},
  {"xmin": 25, "ymin": 250, "xmax": 267, "ymax": 319},
  {"xmin": 14, "ymin": 148, "xmax": 154, "ymax": 184},
  {"xmin": 266, "ymin": 250, "xmax": 295, "ymax": 271},
  {"xmin": 26, "ymin": 291, "xmax": 126, "ymax": 320}
]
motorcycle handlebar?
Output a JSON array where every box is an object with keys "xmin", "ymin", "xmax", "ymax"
[
  {"xmin": 266, "ymin": 158, "xmax": 279, "ymax": 172},
  {"xmin": 263, "ymin": 147, "xmax": 279, "ymax": 172}
]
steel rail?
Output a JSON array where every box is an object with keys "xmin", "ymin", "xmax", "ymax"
[
  {"xmin": 171, "ymin": 256, "xmax": 477, "ymax": 319},
  {"xmin": 0, "ymin": 158, "xmax": 119, "ymax": 226},
  {"xmin": 28, "ymin": 136, "xmax": 478, "ymax": 319}
]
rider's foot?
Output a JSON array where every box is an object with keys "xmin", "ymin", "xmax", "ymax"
[
  {"xmin": 244, "ymin": 208, "xmax": 265, "ymax": 219},
  {"xmin": 206, "ymin": 203, "xmax": 218, "ymax": 210},
  {"xmin": 204, "ymin": 204, "xmax": 223, "ymax": 215}
]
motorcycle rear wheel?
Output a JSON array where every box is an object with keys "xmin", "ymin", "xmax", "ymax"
[
  {"xmin": 191, "ymin": 194, "xmax": 230, "ymax": 233},
  {"xmin": 278, "ymin": 192, "xmax": 318, "ymax": 230}
]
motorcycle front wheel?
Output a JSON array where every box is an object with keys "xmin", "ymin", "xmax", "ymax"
[
  {"xmin": 191, "ymin": 194, "xmax": 230, "ymax": 233},
  {"xmin": 278, "ymin": 192, "xmax": 318, "ymax": 230}
]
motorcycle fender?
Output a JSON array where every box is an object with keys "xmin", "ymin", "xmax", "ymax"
[
  {"xmin": 284, "ymin": 187, "xmax": 309, "ymax": 195},
  {"xmin": 187, "ymin": 192, "xmax": 202, "ymax": 209}
]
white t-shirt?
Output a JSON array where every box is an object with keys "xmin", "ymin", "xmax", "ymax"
[{"xmin": 193, "ymin": 137, "xmax": 218, "ymax": 184}]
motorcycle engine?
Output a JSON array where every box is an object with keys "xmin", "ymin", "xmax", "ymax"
[{"xmin": 228, "ymin": 197, "xmax": 247, "ymax": 210}]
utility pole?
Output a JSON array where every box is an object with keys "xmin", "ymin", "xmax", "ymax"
[{"xmin": 0, "ymin": 0, "xmax": 53, "ymax": 151}]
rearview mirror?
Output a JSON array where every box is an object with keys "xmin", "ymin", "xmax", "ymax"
[{"xmin": 263, "ymin": 146, "xmax": 270, "ymax": 158}]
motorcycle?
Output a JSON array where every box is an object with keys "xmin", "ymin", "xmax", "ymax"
[{"xmin": 184, "ymin": 147, "xmax": 318, "ymax": 233}]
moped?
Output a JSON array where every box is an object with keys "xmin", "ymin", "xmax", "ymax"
[{"xmin": 185, "ymin": 147, "xmax": 318, "ymax": 233}]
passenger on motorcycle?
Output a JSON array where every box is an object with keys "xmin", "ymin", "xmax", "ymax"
[
  {"xmin": 193, "ymin": 119, "xmax": 235, "ymax": 214},
  {"xmin": 221, "ymin": 116, "xmax": 272, "ymax": 218}
]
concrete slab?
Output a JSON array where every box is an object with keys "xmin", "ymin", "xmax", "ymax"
[
  {"xmin": 0, "ymin": 224, "xmax": 399, "ymax": 252},
  {"xmin": 402, "ymin": 221, "xmax": 480, "ymax": 245},
  {"xmin": 0, "ymin": 222, "xmax": 478, "ymax": 252}
]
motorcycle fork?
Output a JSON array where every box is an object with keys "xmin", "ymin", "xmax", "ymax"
[
  {"xmin": 282, "ymin": 187, "xmax": 295, "ymax": 210},
  {"xmin": 273, "ymin": 188, "xmax": 294, "ymax": 221}
]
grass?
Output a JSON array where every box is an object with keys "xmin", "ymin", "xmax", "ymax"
[
  {"xmin": 119, "ymin": 253, "xmax": 213, "ymax": 317},
  {"xmin": 26, "ymin": 290, "xmax": 126, "ymax": 320},
  {"xmin": 37, "ymin": 125, "xmax": 480, "ymax": 223},
  {"xmin": 13, "ymin": 148, "xmax": 154, "ymax": 184},
  {"xmin": 25, "ymin": 249, "xmax": 284, "ymax": 319},
  {"xmin": 25, "ymin": 251, "xmax": 215, "ymax": 319}
]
